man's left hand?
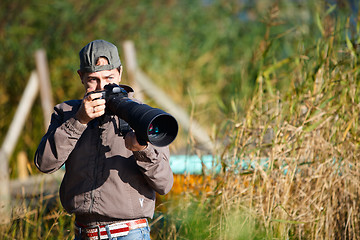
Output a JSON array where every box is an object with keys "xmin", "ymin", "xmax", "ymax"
[{"xmin": 124, "ymin": 131, "xmax": 148, "ymax": 151}]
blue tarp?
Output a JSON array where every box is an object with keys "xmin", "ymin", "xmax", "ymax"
[
  {"xmin": 169, "ymin": 155, "xmax": 269, "ymax": 174},
  {"xmin": 169, "ymin": 155, "xmax": 220, "ymax": 174}
]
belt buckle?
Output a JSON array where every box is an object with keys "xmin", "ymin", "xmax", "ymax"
[{"xmin": 82, "ymin": 224, "xmax": 103, "ymax": 240}]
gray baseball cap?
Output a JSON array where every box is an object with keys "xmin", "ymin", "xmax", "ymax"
[{"xmin": 79, "ymin": 40, "xmax": 121, "ymax": 72}]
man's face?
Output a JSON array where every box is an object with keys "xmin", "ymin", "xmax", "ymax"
[
  {"xmin": 78, "ymin": 68, "xmax": 121, "ymax": 92},
  {"xmin": 77, "ymin": 57, "xmax": 122, "ymax": 92}
]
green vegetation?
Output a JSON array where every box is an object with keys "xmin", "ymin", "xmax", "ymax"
[{"xmin": 1, "ymin": 0, "xmax": 360, "ymax": 239}]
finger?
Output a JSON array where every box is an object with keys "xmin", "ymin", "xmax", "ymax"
[
  {"xmin": 92, "ymin": 108, "xmax": 105, "ymax": 118},
  {"xmin": 86, "ymin": 87, "xmax": 96, "ymax": 94},
  {"xmin": 84, "ymin": 87, "xmax": 96, "ymax": 98},
  {"xmin": 91, "ymin": 98, "xmax": 106, "ymax": 106},
  {"xmin": 93, "ymin": 104, "xmax": 106, "ymax": 113},
  {"xmin": 87, "ymin": 92, "xmax": 104, "ymax": 101}
]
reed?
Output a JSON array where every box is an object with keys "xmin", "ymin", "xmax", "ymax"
[
  {"xmin": 151, "ymin": 54, "xmax": 360, "ymax": 240},
  {"xmin": 151, "ymin": 4, "xmax": 360, "ymax": 239},
  {"xmin": 0, "ymin": 195, "xmax": 74, "ymax": 239}
]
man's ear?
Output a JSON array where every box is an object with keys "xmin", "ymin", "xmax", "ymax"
[{"xmin": 77, "ymin": 70, "xmax": 84, "ymax": 84}]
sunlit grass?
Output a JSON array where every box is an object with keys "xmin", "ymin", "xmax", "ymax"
[{"xmin": 0, "ymin": 195, "xmax": 74, "ymax": 239}]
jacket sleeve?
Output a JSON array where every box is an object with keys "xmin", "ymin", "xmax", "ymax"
[
  {"xmin": 133, "ymin": 145, "xmax": 174, "ymax": 195},
  {"xmin": 34, "ymin": 102, "xmax": 87, "ymax": 174}
]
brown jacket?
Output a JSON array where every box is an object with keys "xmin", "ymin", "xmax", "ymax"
[{"xmin": 34, "ymin": 86, "xmax": 174, "ymax": 226}]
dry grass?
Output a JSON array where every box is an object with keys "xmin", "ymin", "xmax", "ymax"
[
  {"xmin": 154, "ymin": 34, "xmax": 360, "ymax": 239},
  {"xmin": 154, "ymin": 92, "xmax": 360, "ymax": 239}
]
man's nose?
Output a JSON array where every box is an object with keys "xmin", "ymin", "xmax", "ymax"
[{"xmin": 96, "ymin": 80, "xmax": 106, "ymax": 90}]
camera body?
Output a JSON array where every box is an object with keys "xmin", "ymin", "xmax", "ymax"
[
  {"xmin": 91, "ymin": 83, "xmax": 128, "ymax": 103},
  {"xmin": 90, "ymin": 83, "xmax": 178, "ymax": 147}
]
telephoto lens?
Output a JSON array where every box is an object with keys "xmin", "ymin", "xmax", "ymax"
[{"xmin": 103, "ymin": 84, "xmax": 178, "ymax": 147}]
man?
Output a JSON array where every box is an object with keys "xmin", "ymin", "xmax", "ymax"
[{"xmin": 34, "ymin": 40, "xmax": 174, "ymax": 240}]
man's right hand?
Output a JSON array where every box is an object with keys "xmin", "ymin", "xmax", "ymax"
[{"xmin": 75, "ymin": 89, "xmax": 106, "ymax": 124}]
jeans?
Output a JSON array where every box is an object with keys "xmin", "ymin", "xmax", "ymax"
[{"xmin": 74, "ymin": 225, "xmax": 151, "ymax": 240}]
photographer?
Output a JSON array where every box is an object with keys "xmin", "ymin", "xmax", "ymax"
[{"xmin": 34, "ymin": 40, "xmax": 174, "ymax": 240}]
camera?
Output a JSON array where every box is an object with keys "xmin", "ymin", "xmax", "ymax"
[{"xmin": 91, "ymin": 83, "xmax": 178, "ymax": 147}]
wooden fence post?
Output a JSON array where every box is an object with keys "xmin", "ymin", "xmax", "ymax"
[
  {"xmin": 35, "ymin": 49, "xmax": 53, "ymax": 129},
  {"xmin": 0, "ymin": 71, "xmax": 39, "ymax": 224},
  {"xmin": 17, "ymin": 151, "xmax": 29, "ymax": 180},
  {"xmin": 122, "ymin": 41, "xmax": 144, "ymax": 101},
  {"xmin": 0, "ymin": 151, "xmax": 10, "ymax": 224}
]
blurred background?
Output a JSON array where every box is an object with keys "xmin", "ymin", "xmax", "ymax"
[{"xmin": 1, "ymin": 0, "xmax": 360, "ymax": 239}]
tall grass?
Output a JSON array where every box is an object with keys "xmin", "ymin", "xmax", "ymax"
[
  {"xmin": 151, "ymin": 69, "xmax": 359, "ymax": 239},
  {"xmin": 0, "ymin": 195, "xmax": 74, "ymax": 239},
  {"xmin": 152, "ymin": 5, "xmax": 360, "ymax": 239}
]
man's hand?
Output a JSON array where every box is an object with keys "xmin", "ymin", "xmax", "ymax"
[
  {"xmin": 124, "ymin": 131, "xmax": 148, "ymax": 151},
  {"xmin": 75, "ymin": 89, "xmax": 106, "ymax": 124}
]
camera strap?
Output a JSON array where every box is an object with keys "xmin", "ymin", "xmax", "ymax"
[
  {"xmin": 118, "ymin": 118, "xmax": 132, "ymax": 136},
  {"xmin": 98, "ymin": 115, "xmax": 131, "ymax": 137}
]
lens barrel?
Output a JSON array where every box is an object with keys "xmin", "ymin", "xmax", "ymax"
[{"xmin": 106, "ymin": 95, "xmax": 178, "ymax": 147}]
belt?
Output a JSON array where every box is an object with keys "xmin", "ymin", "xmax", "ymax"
[{"xmin": 75, "ymin": 218, "xmax": 148, "ymax": 240}]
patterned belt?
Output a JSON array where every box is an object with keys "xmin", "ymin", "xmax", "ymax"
[{"xmin": 75, "ymin": 218, "xmax": 148, "ymax": 240}]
